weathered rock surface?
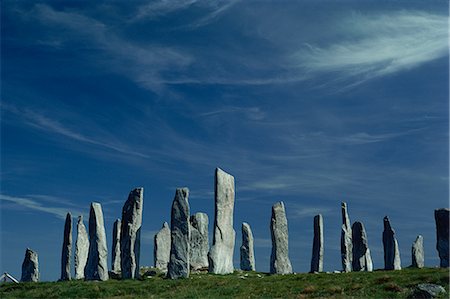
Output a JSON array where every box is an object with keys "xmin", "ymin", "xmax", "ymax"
[
  {"xmin": 412, "ymin": 235, "xmax": 424, "ymax": 268},
  {"xmin": 434, "ymin": 208, "xmax": 449, "ymax": 268},
  {"xmin": 190, "ymin": 212, "xmax": 209, "ymax": 270},
  {"xmin": 112, "ymin": 219, "xmax": 121, "ymax": 274},
  {"xmin": 351, "ymin": 221, "xmax": 373, "ymax": 272},
  {"xmin": 154, "ymin": 222, "xmax": 171, "ymax": 272},
  {"xmin": 310, "ymin": 214, "xmax": 324, "ymax": 273},
  {"xmin": 85, "ymin": 202, "xmax": 109, "ymax": 281},
  {"xmin": 382, "ymin": 216, "xmax": 401, "ymax": 270},
  {"xmin": 270, "ymin": 201, "xmax": 292, "ymax": 274},
  {"xmin": 410, "ymin": 283, "xmax": 446, "ymax": 298},
  {"xmin": 75, "ymin": 215, "xmax": 89, "ymax": 280},
  {"xmin": 167, "ymin": 188, "xmax": 190, "ymax": 279},
  {"xmin": 240, "ymin": 222, "xmax": 255, "ymax": 271},
  {"xmin": 341, "ymin": 202, "xmax": 352, "ymax": 272},
  {"xmin": 60, "ymin": 212, "xmax": 72, "ymax": 281},
  {"xmin": 208, "ymin": 168, "xmax": 236, "ymax": 274},
  {"xmin": 121, "ymin": 187, "xmax": 144, "ymax": 279},
  {"xmin": 21, "ymin": 248, "xmax": 39, "ymax": 282}
]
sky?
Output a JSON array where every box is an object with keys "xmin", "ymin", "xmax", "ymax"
[{"xmin": 1, "ymin": 0, "xmax": 449, "ymax": 281}]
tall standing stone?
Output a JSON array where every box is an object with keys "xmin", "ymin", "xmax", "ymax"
[
  {"xmin": 121, "ymin": 187, "xmax": 144, "ymax": 279},
  {"xmin": 352, "ymin": 221, "xmax": 373, "ymax": 272},
  {"xmin": 154, "ymin": 222, "xmax": 171, "ymax": 272},
  {"xmin": 382, "ymin": 216, "xmax": 401, "ymax": 270},
  {"xmin": 412, "ymin": 235, "xmax": 424, "ymax": 268},
  {"xmin": 85, "ymin": 202, "xmax": 109, "ymax": 281},
  {"xmin": 270, "ymin": 201, "xmax": 293, "ymax": 274},
  {"xmin": 21, "ymin": 248, "xmax": 39, "ymax": 282},
  {"xmin": 74, "ymin": 215, "xmax": 89, "ymax": 280},
  {"xmin": 208, "ymin": 168, "xmax": 236, "ymax": 274},
  {"xmin": 60, "ymin": 212, "xmax": 72, "ymax": 281},
  {"xmin": 190, "ymin": 212, "xmax": 209, "ymax": 270},
  {"xmin": 310, "ymin": 214, "xmax": 324, "ymax": 273},
  {"xmin": 341, "ymin": 202, "xmax": 352, "ymax": 272},
  {"xmin": 240, "ymin": 222, "xmax": 256, "ymax": 271},
  {"xmin": 167, "ymin": 188, "xmax": 190, "ymax": 279},
  {"xmin": 434, "ymin": 208, "xmax": 449, "ymax": 268},
  {"xmin": 111, "ymin": 219, "xmax": 121, "ymax": 274}
]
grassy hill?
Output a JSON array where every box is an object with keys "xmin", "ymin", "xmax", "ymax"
[{"xmin": 1, "ymin": 267, "xmax": 448, "ymax": 298}]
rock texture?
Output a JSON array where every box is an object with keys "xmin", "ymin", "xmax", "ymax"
[
  {"xmin": 111, "ymin": 219, "xmax": 121, "ymax": 274},
  {"xmin": 412, "ymin": 235, "xmax": 424, "ymax": 268},
  {"xmin": 270, "ymin": 201, "xmax": 292, "ymax": 274},
  {"xmin": 310, "ymin": 214, "xmax": 324, "ymax": 273},
  {"xmin": 60, "ymin": 212, "xmax": 72, "ymax": 281},
  {"xmin": 208, "ymin": 168, "xmax": 236, "ymax": 274},
  {"xmin": 412, "ymin": 283, "xmax": 446, "ymax": 298},
  {"xmin": 121, "ymin": 187, "xmax": 144, "ymax": 279},
  {"xmin": 85, "ymin": 202, "xmax": 109, "ymax": 281},
  {"xmin": 351, "ymin": 221, "xmax": 373, "ymax": 272},
  {"xmin": 240, "ymin": 222, "xmax": 255, "ymax": 271},
  {"xmin": 21, "ymin": 248, "xmax": 39, "ymax": 282},
  {"xmin": 340, "ymin": 202, "xmax": 352, "ymax": 273},
  {"xmin": 167, "ymin": 188, "xmax": 190, "ymax": 279},
  {"xmin": 434, "ymin": 208, "xmax": 449, "ymax": 268},
  {"xmin": 75, "ymin": 215, "xmax": 89, "ymax": 280},
  {"xmin": 190, "ymin": 212, "xmax": 209, "ymax": 270},
  {"xmin": 154, "ymin": 222, "xmax": 171, "ymax": 272},
  {"xmin": 382, "ymin": 216, "xmax": 401, "ymax": 270}
]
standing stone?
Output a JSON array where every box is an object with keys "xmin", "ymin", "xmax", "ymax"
[
  {"xmin": 111, "ymin": 219, "xmax": 121, "ymax": 274},
  {"xmin": 412, "ymin": 235, "xmax": 424, "ymax": 268},
  {"xmin": 190, "ymin": 212, "xmax": 209, "ymax": 270},
  {"xmin": 121, "ymin": 187, "xmax": 144, "ymax": 279},
  {"xmin": 382, "ymin": 216, "xmax": 401, "ymax": 270},
  {"xmin": 208, "ymin": 168, "xmax": 236, "ymax": 274},
  {"xmin": 21, "ymin": 248, "xmax": 39, "ymax": 282},
  {"xmin": 434, "ymin": 208, "xmax": 449, "ymax": 268},
  {"xmin": 310, "ymin": 214, "xmax": 324, "ymax": 273},
  {"xmin": 154, "ymin": 222, "xmax": 171, "ymax": 272},
  {"xmin": 352, "ymin": 221, "xmax": 373, "ymax": 272},
  {"xmin": 167, "ymin": 188, "xmax": 190, "ymax": 279},
  {"xmin": 270, "ymin": 201, "xmax": 293, "ymax": 274},
  {"xmin": 240, "ymin": 222, "xmax": 256, "ymax": 271},
  {"xmin": 74, "ymin": 215, "xmax": 89, "ymax": 280},
  {"xmin": 60, "ymin": 212, "xmax": 72, "ymax": 281},
  {"xmin": 341, "ymin": 202, "xmax": 352, "ymax": 272},
  {"xmin": 85, "ymin": 202, "xmax": 109, "ymax": 281}
]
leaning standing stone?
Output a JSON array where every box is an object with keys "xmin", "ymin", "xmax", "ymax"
[
  {"xmin": 75, "ymin": 215, "xmax": 89, "ymax": 280},
  {"xmin": 154, "ymin": 222, "xmax": 171, "ymax": 272},
  {"xmin": 352, "ymin": 221, "xmax": 373, "ymax": 272},
  {"xmin": 60, "ymin": 212, "xmax": 72, "ymax": 281},
  {"xmin": 121, "ymin": 188, "xmax": 144, "ymax": 279},
  {"xmin": 435, "ymin": 208, "xmax": 449, "ymax": 268},
  {"xmin": 270, "ymin": 201, "xmax": 293, "ymax": 274},
  {"xmin": 412, "ymin": 235, "xmax": 424, "ymax": 268},
  {"xmin": 341, "ymin": 202, "xmax": 352, "ymax": 272},
  {"xmin": 382, "ymin": 216, "xmax": 401, "ymax": 270},
  {"xmin": 190, "ymin": 212, "xmax": 209, "ymax": 270},
  {"xmin": 208, "ymin": 168, "xmax": 236, "ymax": 274},
  {"xmin": 240, "ymin": 222, "xmax": 256, "ymax": 271},
  {"xmin": 111, "ymin": 219, "xmax": 121, "ymax": 274},
  {"xmin": 310, "ymin": 214, "xmax": 324, "ymax": 273},
  {"xmin": 21, "ymin": 248, "xmax": 39, "ymax": 282},
  {"xmin": 167, "ymin": 188, "xmax": 190, "ymax": 279}
]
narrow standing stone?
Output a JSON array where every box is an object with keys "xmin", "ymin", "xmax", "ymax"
[
  {"xmin": 154, "ymin": 222, "xmax": 171, "ymax": 272},
  {"xmin": 167, "ymin": 188, "xmax": 190, "ymax": 279},
  {"xmin": 121, "ymin": 187, "xmax": 144, "ymax": 279},
  {"xmin": 435, "ymin": 208, "xmax": 449, "ymax": 268},
  {"xmin": 412, "ymin": 235, "xmax": 424, "ymax": 268},
  {"xmin": 190, "ymin": 212, "xmax": 209, "ymax": 270},
  {"xmin": 60, "ymin": 212, "xmax": 72, "ymax": 281},
  {"xmin": 310, "ymin": 214, "xmax": 324, "ymax": 273},
  {"xmin": 111, "ymin": 219, "xmax": 121, "ymax": 274},
  {"xmin": 208, "ymin": 168, "xmax": 236, "ymax": 274},
  {"xmin": 352, "ymin": 221, "xmax": 373, "ymax": 272},
  {"xmin": 74, "ymin": 215, "xmax": 89, "ymax": 280},
  {"xmin": 85, "ymin": 202, "xmax": 109, "ymax": 281},
  {"xmin": 341, "ymin": 202, "xmax": 352, "ymax": 272},
  {"xmin": 270, "ymin": 201, "xmax": 293, "ymax": 274},
  {"xmin": 21, "ymin": 248, "xmax": 39, "ymax": 282},
  {"xmin": 382, "ymin": 216, "xmax": 401, "ymax": 270},
  {"xmin": 240, "ymin": 222, "xmax": 256, "ymax": 271}
]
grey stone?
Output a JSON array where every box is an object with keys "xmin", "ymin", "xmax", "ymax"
[
  {"xmin": 121, "ymin": 187, "xmax": 144, "ymax": 279},
  {"xmin": 190, "ymin": 212, "xmax": 209, "ymax": 270},
  {"xmin": 270, "ymin": 201, "xmax": 293, "ymax": 274},
  {"xmin": 111, "ymin": 219, "xmax": 121, "ymax": 274},
  {"xmin": 154, "ymin": 222, "xmax": 171, "ymax": 272},
  {"xmin": 60, "ymin": 212, "xmax": 72, "ymax": 281},
  {"xmin": 410, "ymin": 283, "xmax": 446, "ymax": 298},
  {"xmin": 85, "ymin": 202, "xmax": 109, "ymax": 281},
  {"xmin": 351, "ymin": 221, "xmax": 373, "ymax": 272},
  {"xmin": 167, "ymin": 188, "xmax": 190, "ymax": 279},
  {"xmin": 310, "ymin": 214, "xmax": 324, "ymax": 273},
  {"xmin": 21, "ymin": 248, "xmax": 39, "ymax": 282},
  {"xmin": 74, "ymin": 215, "xmax": 89, "ymax": 280},
  {"xmin": 340, "ymin": 202, "xmax": 352, "ymax": 273},
  {"xmin": 208, "ymin": 168, "xmax": 236, "ymax": 274},
  {"xmin": 412, "ymin": 235, "xmax": 424, "ymax": 268},
  {"xmin": 434, "ymin": 208, "xmax": 449, "ymax": 268},
  {"xmin": 240, "ymin": 222, "xmax": 255, "ymax": 271},
  {"xmin": 382, "ymin": 216, "xmax": 401, "ymax": 270}
]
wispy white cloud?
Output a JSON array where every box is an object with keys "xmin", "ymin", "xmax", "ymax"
[
  {"xmin": 134, "ymin": 0, "xmax": 198, "ymax": 20},
  {"xmin": 199, "ymin": 106, "xmax": 266, "ymax": 121},
  {"xmin": 291, "ymin": 206, "xmax": 331, "ymax": 219}
]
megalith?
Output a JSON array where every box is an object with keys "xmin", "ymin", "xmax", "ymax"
[
  {"xmin": 60, "ymin": 212, "xmax": 72, "ymax": 281},
  {"xmin": 154, "ymin": 222, "xmax": 171, "ymax": 272},
  {"xmin": 74, "ymin": 215, "xmax": 89, "ymax": 280},
  {"xmin": 310, "ymin": 214, "xmax": 324, "ymax": 273},
  {"xmin": 240, "ymin": 222, "xmax": 256, "ymax": 271},
  {"xmin": 412, "ymin": 235, "xmax": 424, "ymax": 268},
  {"xmin": 190, "ymin": 212, "xmax": 209, "ymax": 270},
  {"xmin": 434, "ymin": 208, "xmax": 449, "ymax": 268},
  {"xmin": 352, "ymin": 221, "xmax": 373, "ymax": 272},
  {"xmin": 341, "ymin": 202, "xmax": 352, "ymax": 272},
  {"xmin": 21, "ymin": 248, "xmax": 39, "ymax": 282},
  {"xmin": 111, "ymin": 219, "xmax": 121, "ymax": 274},
  {"xmin": 270, "ymin": 201, "xmax": 292, "ymax": 274},
  {"xmin": 382, "ymin": 216, "xmax": 401, "ymax": 270}
]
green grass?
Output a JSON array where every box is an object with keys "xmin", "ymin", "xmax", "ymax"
[{"xmin": 1, "ymin": 267, "xmax": 448, "ymax": 298}]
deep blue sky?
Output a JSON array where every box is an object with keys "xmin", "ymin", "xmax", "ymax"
[{"xmin": 1, "ymin": 1, "xmax": 448, "ymax": 281}]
